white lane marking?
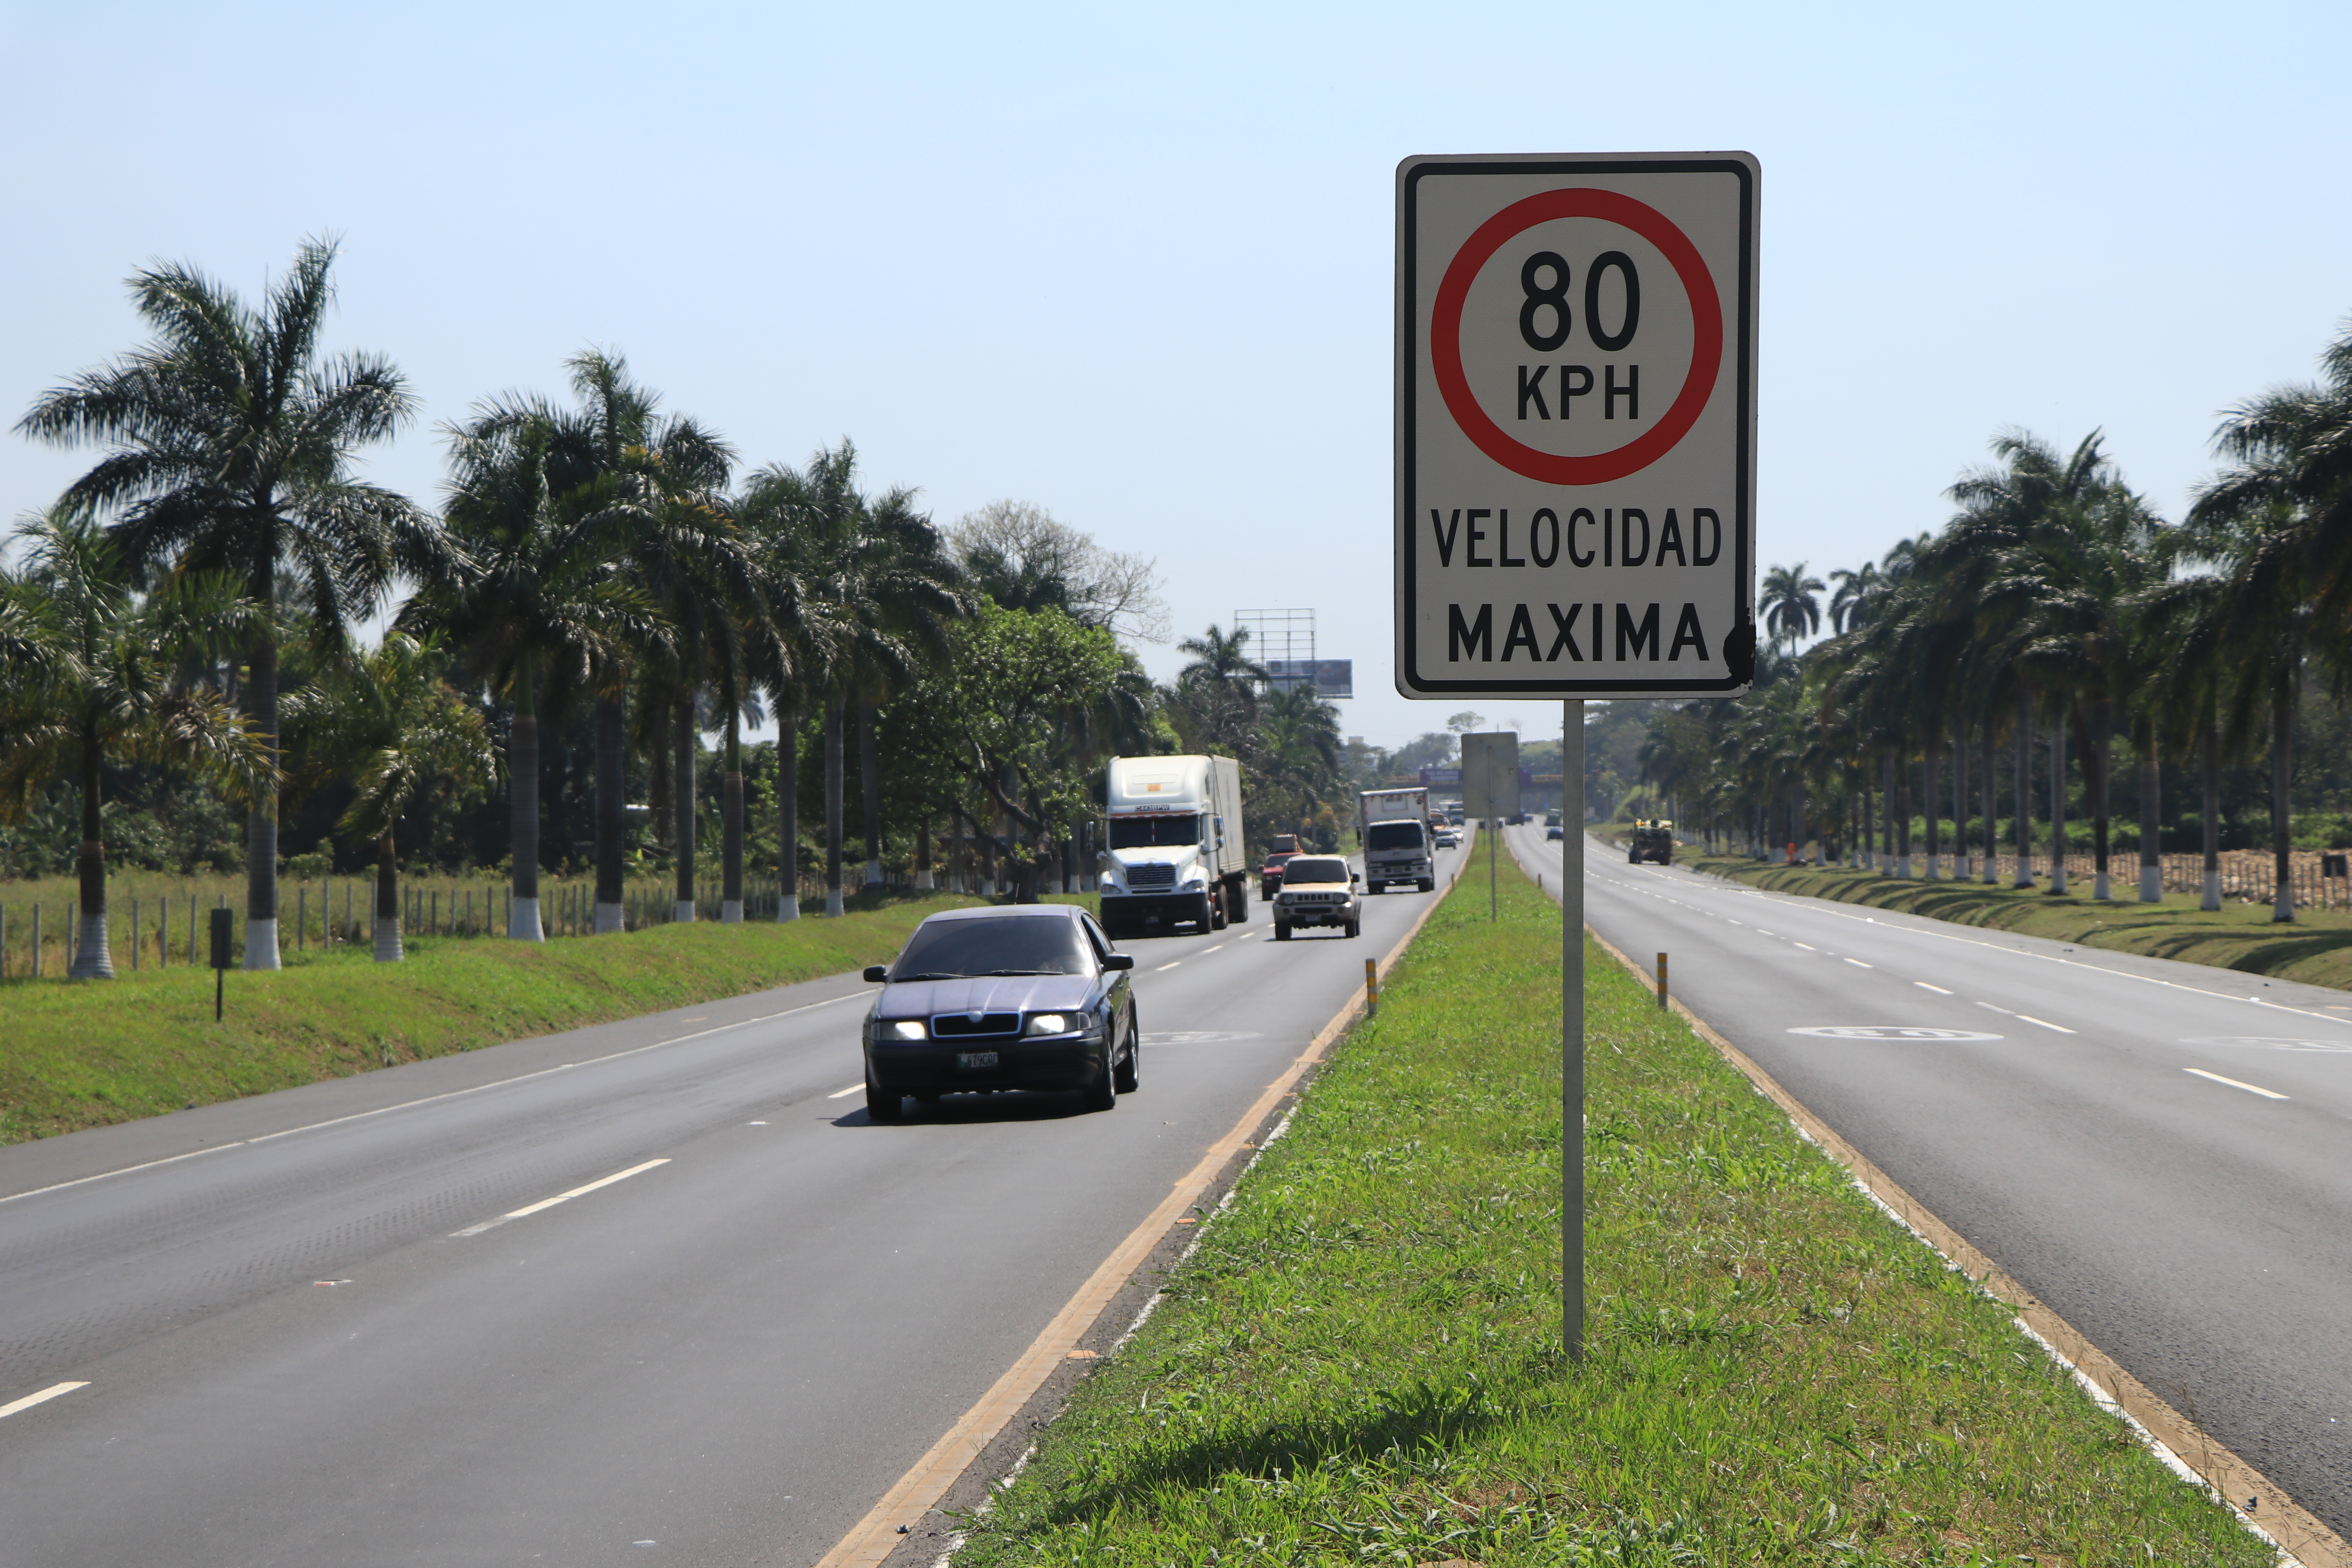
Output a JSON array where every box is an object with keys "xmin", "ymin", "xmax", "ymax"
[
  {"xmin": 2015, "ymin": 1014, "xmax": 2076, "ymax": 1033},
  {"xmin": 1757, "ymin": 929, "xmax": 1776, "ymax": 936},
  {"xmin": 3, "ymin": 993, "xmax": 869, "ymax": 1209},
  {"xmin": 2185, "ymin": 1068, "xmax": 2290, "ymax": 1101},
  {"xmin": 1916, "ymin": 982, "xmax": 1953, "ymax": 994},
  {"xmin": 1844, "ymin": 958, "xmax": 1874, "ymax": 969},
  {"xmin": 1793, "ymin": 942, "xmax": 1815, "ymax": 951},
  {"xmin": 1621, "ymin": 875, "xmax": 2352, "ymax": 1029},
  {"xmin": 0, "ymin": 1381, "xmax": 89, "ymax": 1419},
  {"xmin": 826, "ymin": 1082, "xmax": 865, "ymax": 1099},
  {"xmin": 1156, "ymin": 962, "xmax": 1183, "ymax": 971},
  {"xmin": 1201, "ymin": 944, "xmax": 1226, "ymax": 953},
  {"xmin": 450, "ymin": 1158, "xmax": 670, "ymax": 1236},
  {"xmin": 1979, "ymin": 1002, "xmax": 2014, "ymax": 1014}
]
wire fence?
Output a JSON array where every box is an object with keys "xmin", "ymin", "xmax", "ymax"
[
  {"xmin": 0, "ymin": 864, "xmax": 957, "ymax": 980},
  {"xmin": 1830, "ymin": 848, "xmax": 2352, "ymax": 911}
]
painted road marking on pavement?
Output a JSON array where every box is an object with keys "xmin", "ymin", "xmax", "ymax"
[
  {"xmin": 827, "ymin": 1083, "xmax": 866, "ymax": 1099},
  {"xmin": 1156, "ymin": 962, "xmax": 1183, "ymax": 971},
  {"xmin": 1201, "ymin": 944, "xmax": 1225, "ymax": 953},
  {"xmin": 2016, "ymin": 1015, "xmax": 2076, "ymax": 1033},
  {"xmin": 450, "ymin": 1158, "xmax": 671, "ymax": 1237},
  {"xmin": 3, "ymin": 991, "xmax": 867, "ymax": 1209},
  {"xmin": 1794, "ymin": 942, "xmax": 1815, "ymax": 950},
  {"xmin": 1915, "ymin": 982, "xmax": 1953, "ymax": 994},
  {"xmin": 0, "ymin": 1382, "xmax": 88, "ymax": 1420},
  {"xmin": 1844, "ymin": 958, "xmax": 1874, "ymax": 968},
  {"xmin": 1789, "ymin": 1026, "xmax": 2004, "ymax": 1042},
  {"xmin": 2185, "ymin": 1036, "xmax": 2352, "ymax": 1053},
  {"xmin": 2185, "ymin": 1068, "xmax": 2289, "ymax": 1100}
]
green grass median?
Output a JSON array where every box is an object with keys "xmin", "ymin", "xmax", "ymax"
[
  {"xmin": 959, "ymin": 854, "xmax": 2267, "ymax": 1566},
  {"xmin": 0, "ymin": 891, "xmax": 973, "ymax": 1145}
]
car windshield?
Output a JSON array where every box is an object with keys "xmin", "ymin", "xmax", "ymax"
[
  {"xmin": 891, "ymin": 917, "xmax": 1092, "ymax": 978},
  {"xmin": 1108, "ymin": 814, "xmax": 1200, "ymax": 848},
  {"xmin": 1366, "ymin": 821, "xmax": 1426, "ymax": 851},
  {"xmin": 1283, "ymin": 857, "xmax": 1348, "ymax": 884}
]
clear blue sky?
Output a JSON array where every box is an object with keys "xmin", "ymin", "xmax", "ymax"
[{"xmin": 4, "ymin": 0, "xmax": 2345, "ymax": 750}]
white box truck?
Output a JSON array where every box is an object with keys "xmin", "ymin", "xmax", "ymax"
[
  {"xmin": 1357, "ymin": 786, "xmax": 1436, "ymax": 894},
  {"xmin": 1099, "ymin": 755, "xmax": 1251, "ymax": 939}
]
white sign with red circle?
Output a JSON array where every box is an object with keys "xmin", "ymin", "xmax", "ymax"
[{"xmin": 1395, "ymin": 153, "xmax": 1757, "ymax": 699}]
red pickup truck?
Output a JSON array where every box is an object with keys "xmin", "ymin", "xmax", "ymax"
[{"xmin": 1259, "ymin": 835, "xmax": 1303, "ymax": 900}]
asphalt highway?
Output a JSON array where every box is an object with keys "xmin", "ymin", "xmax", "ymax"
[
  {"xmin": 0, "ymin": 844, "xmax": 1462, "ymax": 1568},
  {"xmin": 1513, "ymin": 823, "xmax": 2352, "ymax": 1537}
]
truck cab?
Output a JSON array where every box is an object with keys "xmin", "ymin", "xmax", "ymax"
[
  {"xmin": 1098, "ymin": 755, "xmax": 1252, "ymax": 939},
  {"xmin": 1357, "ymin": 786, "xmax": 1436, "ymax": 895}
]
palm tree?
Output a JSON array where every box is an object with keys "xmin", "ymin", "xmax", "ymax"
[
  {"xmin": 405, "ymin": 416, "xmax": 665, "ymax": 940},
  {"xmin": 2195, "ymin": 319, "xmax": 2352, "ymax": 624},
  {"xmin": 281, "ymin": 634, "xmax": 497, "ymax": 960},
  {"xmin": 744, "ymin": 443, "xmax": 965, "ymax": 916},
  {"xmin": 0, "ymin": 506, "xmax": 279, "ymax": 976},
  {"xmin": 16, "ymin": 238, "xmax": 434, "ymax": 969},
  {"xmin": 1759, "ymin": 563, "xmax": 1826, "ymax": 654},
  {"xmin": 1826, "ymin": 562, "xmax": 1881, "ymax": 635},
  {"xmin": 470, "ymin": 350, "xmax": 737, "ymax": 933}
]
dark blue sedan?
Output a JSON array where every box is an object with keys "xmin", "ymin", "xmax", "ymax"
[{"xmin": 859, "ymin": 905, "xmax": 1138, "ymax": 1122}]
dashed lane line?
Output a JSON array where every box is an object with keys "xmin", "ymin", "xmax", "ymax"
[
  {"xmin": 1916, "ymin": 982, "xmax": 1954, "ymax": 994},
  {"xmin": 0, "ymin": 1382, "xmax": 87, "ymax": 1420},
  {"xmin": 2185, "ymin": 1068, "xmax": 2290, "ymax": 1101},
  {"xmin": 0, "ymin": 991, "xmax": 867, "ymax": 1209},
  {"xmin": 2016, "ymin": 1014, "xmax": 2076, "ymax": 1033},
  {"xmin": 449, "ymin": 1158, "xmax": 671, "ymax": 1238},
  {"xmin": 827, "ymin": 1083, "xmax": 865, "ymax": 1099}
]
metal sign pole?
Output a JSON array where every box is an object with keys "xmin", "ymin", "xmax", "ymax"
[{"xmin": 1563, "ymin": 698, "xmax": 1584, "ymax": 1360}]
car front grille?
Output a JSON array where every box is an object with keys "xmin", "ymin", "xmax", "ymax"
[
  {"xmin": 1125, "ymin": 864, "xmax": 1176, "ymax": 889},
  {"xmin": 931, "ymin": 1013, "xmax": 1022, "ymax": 1038}
]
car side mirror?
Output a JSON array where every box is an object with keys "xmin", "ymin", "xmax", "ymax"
[
  {"xmin": 1351, "ymin": 872, "xmax": 1361, "ymax": 883},
  {"xmin": 863, "ymin": 965, "xmax": 889, "ymax": 982},
  {"xmin": 1103, "ymin": 953, "xmax": 1135, "ymax": 972}
]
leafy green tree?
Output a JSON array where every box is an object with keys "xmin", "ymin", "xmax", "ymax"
[
  {"xmin": 0, "ymin": 506, "xmax": 277, "ymax": 976},
  {"xmin": 281, "ymin": 634, "xmax": 497, "ymax": 960},
  {"xmin": 1759, "ymin": 563, "xmax": 1825, "ymax": 653},
  {"xmin": 471, "ymin": 349, "xmax": 736, "ymax": 932},
  {"xmin": 16, "ymin": 238, "xmax": 435, "ymax": 969},
  {"xmin": 405, "ymin": 417, "xmax": 664, "ymax": 939}
]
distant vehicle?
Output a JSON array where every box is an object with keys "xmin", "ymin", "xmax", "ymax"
[
  {"xmin": 1259, "ymin": 833, "xmax": 1303, "ymax": 900},
  {"xmin": 1434, "ymin": 825, "xmax": 1461, "ymax": 849},
  {"xmin": 859, "ymin": 904, "xmax": 1138, "ymax": 1121},
  {"xmin": 1357, "ymin": 786, "xmax": 1435, "ymax": 894},
  {"xmin": 1098, "ymin": 755, "xmax": 1250, "ymax": 938},
  {"xmin": 1272, "ymin": 855, "xmax": 1361, "ymax": 940},
  {"xmin": 1545, "ymin": 823, "xmax": 1563, "ymax": 841},
  {"xmin": 1628, "ymin": 820, "xmax": 1676, "ymax": 865}
]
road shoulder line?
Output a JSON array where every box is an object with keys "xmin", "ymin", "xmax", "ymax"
[
  {"xmin": 811, "ymin": 868, "xmax": 1465, "ymax": 1568},
  {"xmin": 1540, "ymin": 827, "xmax": 2347, "ymax": 1567}
]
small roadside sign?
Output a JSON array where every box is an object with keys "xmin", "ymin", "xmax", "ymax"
[
  {"xmin": 1396, "ymin": 152, "xmax": 1759, "ymax": 700},
  {"xmin": 1459, "ymin": 732, "xmax": 1521, "ymax": 821}
]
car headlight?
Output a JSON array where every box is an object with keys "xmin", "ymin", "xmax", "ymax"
[
  {"xmin": 1180, "ymin": 874, "xmax": 1206, "ymax": 890},
  {"xmin": 1025, "ymin": 1013, "xmax": 1070, "ymax": 1036},
  {"xmin": 885, "ymin": 1020, "xmax": 927, "ymax": 1040}
]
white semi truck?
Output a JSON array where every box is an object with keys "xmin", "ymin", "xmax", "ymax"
[
  {"xmin": 1356, "ymin": 786, "xmax": 1436, "ymax": 894},
  {"xmin": 1098, "ymin": 755, "xmax": 1251, "ymax": 939}
]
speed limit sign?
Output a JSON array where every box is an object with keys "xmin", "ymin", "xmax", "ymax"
[{"xmin": 1395, "ymin": 152, "xmax": 1757, "ymax": 699}]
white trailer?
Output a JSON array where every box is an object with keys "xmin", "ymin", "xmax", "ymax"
[
  {"xmin": 1357, "ymin": 786, "xmax": 1435, "ymax": 894},
  {"xmin": 1098, "ymin": 755, "xmax": 1250, "ymax": 939}
]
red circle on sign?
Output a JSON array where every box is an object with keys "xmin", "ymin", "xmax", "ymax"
[{"xmin": 1430, "ymin": 187, "xmax": 1723, "ymax": 485}]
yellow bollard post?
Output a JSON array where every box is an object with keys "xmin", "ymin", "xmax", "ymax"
[
  {"xmin": 1656, "ymin": 951, "xmax": 1669, "ymax": 1010},
  {"xmin": 1365, "ymin": 957, "xmax": 1379, "ymax": 1018}
]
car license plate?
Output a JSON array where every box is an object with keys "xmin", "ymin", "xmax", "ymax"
[{"xmin": 956, "ymin": 1051, "xmax": 1000, "ymax": 1070}]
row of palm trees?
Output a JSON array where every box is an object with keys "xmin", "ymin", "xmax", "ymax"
[
  {"xmin": 0, "ymin": 238, "xmax": 1129, "ymax": 976},
  {"xmin": 1646, "ymin": 318, "xmax": 2352, "ymax": 924}
]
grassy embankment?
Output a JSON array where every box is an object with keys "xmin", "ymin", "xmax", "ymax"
[
  {"xmin": 960, "ymin": 853, "xmax": 2267, "ymax": 1566},
  {"xmin": 1671, "ymin": 843, "xmax": 2352, "ymax": 992},
  {"xmin": 0, "ymin": 889, "xmax": 975, "ymax": 1145}
]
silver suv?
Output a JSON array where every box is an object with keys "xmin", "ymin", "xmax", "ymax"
[{"xmin": 1272, "ymin": 855, "xmax": 1361, "ymax": 940}]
